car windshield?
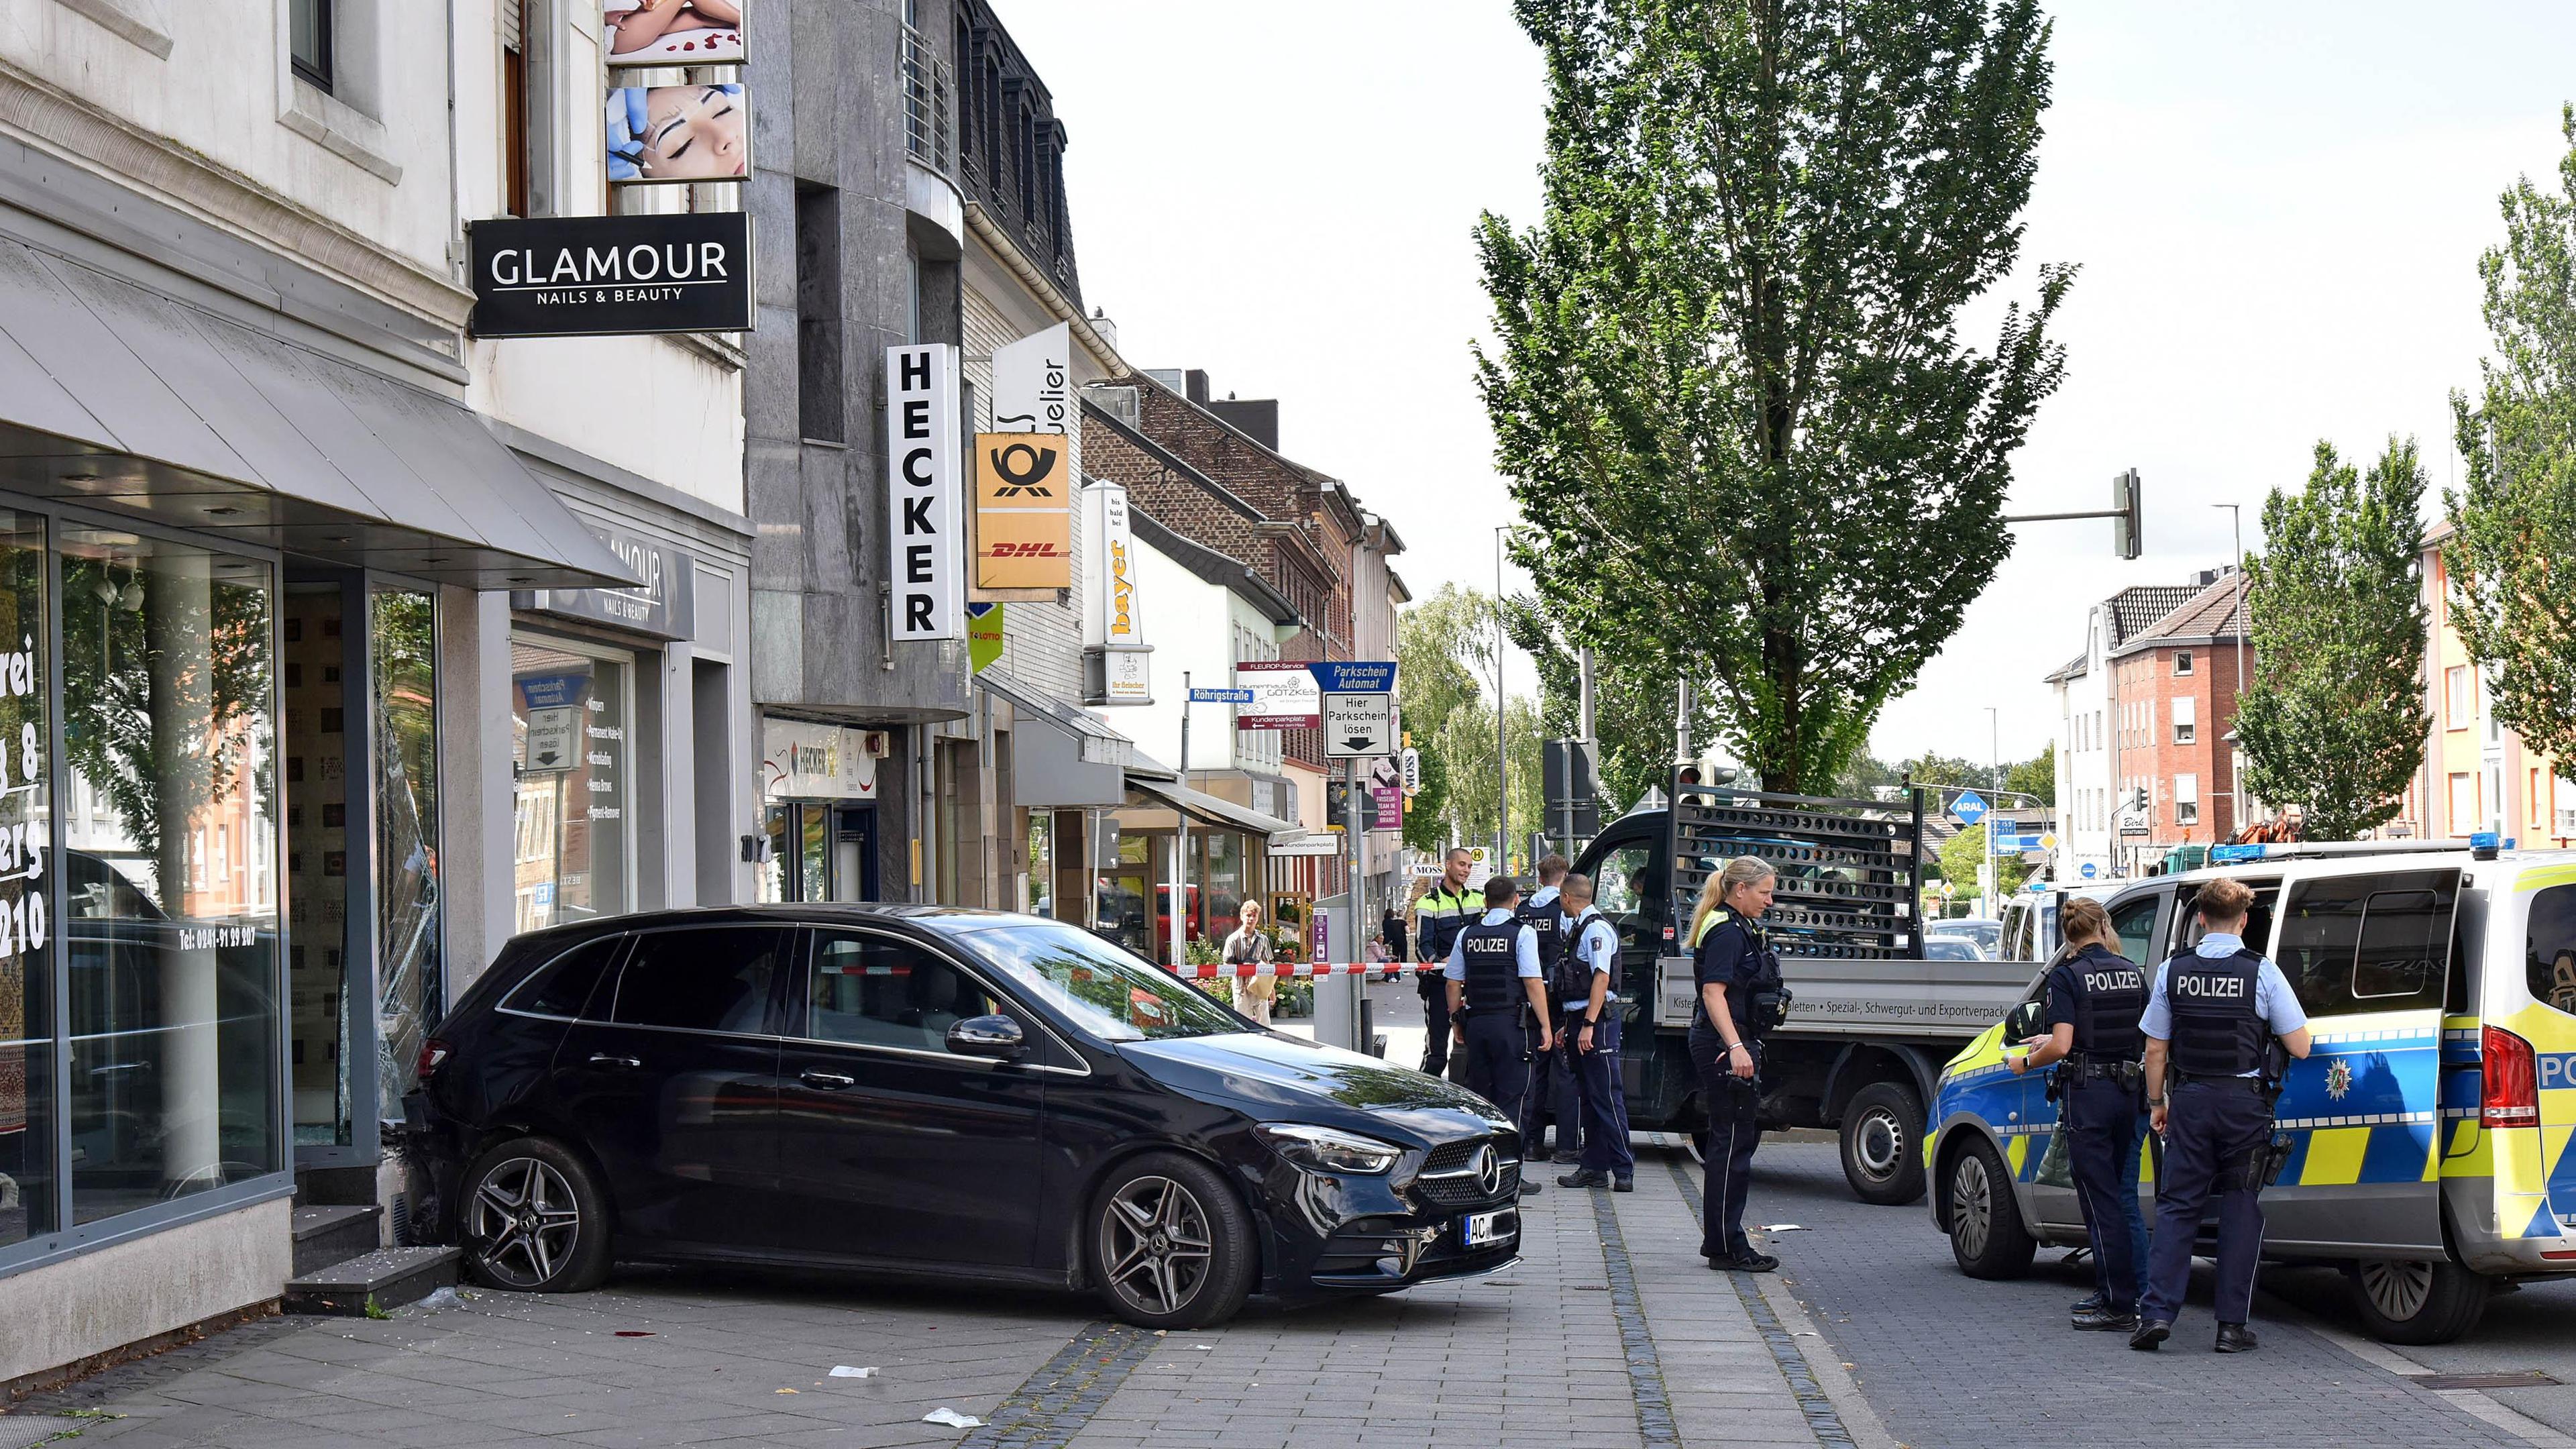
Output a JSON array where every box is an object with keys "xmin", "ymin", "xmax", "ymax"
[{"xmin": 954, "ymin": 920, "xmax": 1246, "ymax": 1041}]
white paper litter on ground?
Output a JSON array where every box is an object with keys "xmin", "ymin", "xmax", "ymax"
[
  {"xmin": 1758, "ymin": 1224, "xmax": 1809, "ymax": 1232},
  {"xmin": 828, "ymin": 1366, "xmax": 877, "ymax": 1379},
  {"xmin": 923, "ymin": 1408, "xmax": 984, "ymax": 1428}
]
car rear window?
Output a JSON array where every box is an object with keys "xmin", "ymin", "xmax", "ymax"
[
  {"xmin": 512, "ymin": 936, "xmax": 627, "ymax": 1018},
  {"xmin": 610, "ymin": 926, "xmax": 792, "ymax": 1034},
  {"xmin": 2526, "ymin": 885, "xmax": 2576, "ymax": 1017}
]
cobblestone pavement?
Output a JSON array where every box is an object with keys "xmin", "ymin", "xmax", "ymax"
[
  {"xmin": 0, "ymin": 1144, "xmax": 1847, "ymax": 1449},
  {"xmin": 1727, "ymin": 1140, "xmax": 2544, "ymax": 1449}
]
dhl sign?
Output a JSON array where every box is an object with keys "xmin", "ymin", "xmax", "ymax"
[{"xmin": 973, "ymin": 432, "xmax": 1072, "ymax": 589}]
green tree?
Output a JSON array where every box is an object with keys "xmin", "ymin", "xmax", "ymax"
[
  {"xmin": 2449, "ymin": 107, "xmax": 2576, "ymax": 766},
  {"xmin": 1936, "ymin": 822, "xmax": 2028, "ymax": 901},
  {"xmin": 2005, "ymin": 744, "xmax": 2056, "ymax": 807},
  {"xmin": 2237, "ymin": 440, "xmax": 2431, "ymax": 839},
  {"xmin": 1397, "ymin": 584, "xmax": 1544, "ymax": 854},
  {"xmin": 1476, "ymin": 0, "xmax": 2071, "ymax": 793},
  {"xmin": 1504, "ymin": 594, "xmax": 1723, "ymax": 812}
]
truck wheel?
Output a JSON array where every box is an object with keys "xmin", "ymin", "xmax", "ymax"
[
  {"xmin": 1945, "ymin": 1136, "xmax": 2035, "ymax": 1279},
  {"xmin": 2346, "ymin": 1260, "xmax": 2490, "ymax": 1345},
  {"xmin": 1839, "ymin": 1081, "xmax": 1927, "ymax": 1206}
]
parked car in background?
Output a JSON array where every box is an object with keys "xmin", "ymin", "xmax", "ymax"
[
  {"xmin": 1929, "ymin": 917, "xmax": 2003, "ymax": 959},
  {"xmin": 1923, "ymin": 935, "xmax": 1986, "ymax": 961},
  {"xmin": 405, "ymin": 906, "xmax": 1523, "ymax": 1329}
]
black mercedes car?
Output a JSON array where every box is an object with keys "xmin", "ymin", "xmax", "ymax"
[{"xmin": 403, "ymin": 905, "xmax": 1522, "ymax": 1328}]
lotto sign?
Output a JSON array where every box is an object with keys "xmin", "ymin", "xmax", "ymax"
[
  {"xmin": 973, "ymin": 433, "xmax": 1072, "ymax": 589},
  {"xmin": 885, "ymin": 344, "xmax": 962, "ymax": 641}
]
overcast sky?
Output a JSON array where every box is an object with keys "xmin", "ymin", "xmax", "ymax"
[{"xmin": 1004, "ymin": 1, "xmax": 2576, "ymax": 769}]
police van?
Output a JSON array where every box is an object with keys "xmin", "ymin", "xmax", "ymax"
[{"xmin": 1927, "ymin": 837, "xmax": 2576, "ymax": 1344}]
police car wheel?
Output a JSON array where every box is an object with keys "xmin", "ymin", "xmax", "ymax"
[
  {"xmin": 1090, "ymin": 1152, "xmax": 1256, "ymax": 1330},
  {"xmin": 1945, "ymin": 1136, "xmax": 2035, "ymax": 1279},
  {"xmin": 2345, "ymin": 1259, "xmax": 2489, "ymax": 1346},
  {"xmin": 1839, "ymin": 1082, "xmax": 1927, "ymax": 1207}
]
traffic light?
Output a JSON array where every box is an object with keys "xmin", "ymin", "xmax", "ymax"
[{"xmin": 2112, "ymin": 469, "xmax": 2143, "ymax": 560}]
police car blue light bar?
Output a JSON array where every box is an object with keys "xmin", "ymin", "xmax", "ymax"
[{"xmin": 2209, "ymin": 843, "xmax": 2266, "ymax": 863}]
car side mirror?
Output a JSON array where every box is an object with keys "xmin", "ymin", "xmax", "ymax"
[
  {"xmin": 2002, "ymin": 1001, "xmax": 2044, "ymax": 1043},
  {"xmin": 947, "ymin": 1014, "xmax": 1026, "ymax": 1061}
]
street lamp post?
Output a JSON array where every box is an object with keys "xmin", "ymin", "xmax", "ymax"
[
  {"xmin": 2212, "ymin": 502, "xmax": 2247, "ymax": 835},
  {"xmin": 1495, "ymin": 526, "xmax": 1509, "ymax": 876},
  {"xmin": 1986, "ymin": 706, "xmax": 2000, "ymax": 916}
]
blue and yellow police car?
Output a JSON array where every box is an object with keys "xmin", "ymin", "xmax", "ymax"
[{"xmin": 1928, "ymin": 837, "xmax": 2576, "ymax": 1344}]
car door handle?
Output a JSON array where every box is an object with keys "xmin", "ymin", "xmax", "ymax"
[
  {"xmin": 800, "ymin": 1069, "xmax": 856, "ymax": 1091},
  {"xmin": 588, "ymin": 1053, "xmax": 643, "ymax": 1069}
]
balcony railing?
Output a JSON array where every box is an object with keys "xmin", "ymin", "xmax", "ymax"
[{"xmin": 901, "ymin": 22, "xmax": 955, "ymax": 175}]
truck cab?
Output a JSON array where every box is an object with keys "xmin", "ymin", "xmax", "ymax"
[{"xmin": 1927, "ymin": 839, "xmax": 2576, "ymax": 1344}]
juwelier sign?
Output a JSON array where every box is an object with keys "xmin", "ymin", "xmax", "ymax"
[{"xmin": 468, "ymin": 212, "xmax": 753, "ymax": 339}]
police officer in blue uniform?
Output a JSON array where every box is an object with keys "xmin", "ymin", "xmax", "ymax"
[
  {"xmin": 1688, "ymin": 855, "xmax": 1787, "ymax": 1271},
  {"xmin": 2130, "ymin": 876, "xmax": 2311, "ymax": 1353},
  {"xmin": 1414, "ymin": 849, "xmax": 1482, "ymax": 1080},
  {"xmin": 1517, "ymin": 855, "xmax": 1580, "ymax": 1163},
  {"xmin": 1555, "ymin": 872, "xmax": 1635, "ymax": 1191},
  {"xmin": 2011, "ymin": 896, "xmax": 2151, "ymax": 1332},
  {"xmin": 1447, "ymin": 873, "xmax": 1554, "ymax": 1197}
]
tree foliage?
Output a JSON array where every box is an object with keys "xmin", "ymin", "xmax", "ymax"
[
  {"xmin": 1505, "ymin": 594, "xmax": 1725, "ymax": 812},
  {"xmin": 2005, "ymin": 743, "xmax": 2055, "ymax": 807},
  {"xmin": 1476, "ymin": 0, "xmax": 2071, "ymax": 792},
  {"xmin": 1397, "ymin": 584, "xmax": 1545, "ymax": 855},
  {"xmin": 2237, "ymin": 440, "xmax": 2431, "ymax": 839},
  {"xmin": 2449, "ymin": 107, "xmax": 2576, "ymax": 767},
  {"xmin": 1935, "ymin": 822, "xmax": 2028, "ymax": 898}
]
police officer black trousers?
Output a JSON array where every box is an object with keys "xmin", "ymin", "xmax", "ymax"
[
  {"xmin": 1419, "ymin": 975, "xmax": 1454, "ymax": 1078},
  {"xmin": 1459, "ymin": 1009, "xmax": 1530, "ymax": 1130},
  {"xmin": 2061, "ymin": 1075, "xmax": 2151, "ymax": 1310},
  {"xmin": 2137, "ymin": 1080, "xmax": 2274, "ymax": 1330},
  {"xmin": 1689, "ymin": 1026, "xmax": 1762, "ymax": 1262},
  {"xmin": 1519, "ymin": 1024, "xmax": 1576, "ymax": 1157}
]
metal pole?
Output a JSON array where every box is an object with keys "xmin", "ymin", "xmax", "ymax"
[
  {"xmin": 1348, "ymin": 755, "xmax": 1364, "ymax": 970},
  {"xmin": 1987, "ymin": 705, "xmax": 2000, "ymax": 916},
  {"xmin": 1578, "ymin": 645, "xmax": 1597, "ymax": 742},
  {"xmin": 1675, "ymin": 678, "xmax": 1692, "ymax": 770},
  {"xmin": 2216, "ymin": 502, "xmax": 2247, "ymax": 835},
  {"xmin": 1175, "ymin": 669, "xmax": 1191, "ymax": 968},
  {"xmin": 1494, "ymin": 527, "xmax": 1508, "ymax": 876}
]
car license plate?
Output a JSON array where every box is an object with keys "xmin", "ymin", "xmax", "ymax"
[{"xmin": 1464, "ymin": 1208, "xmax": 1517, "ymax": 1248}]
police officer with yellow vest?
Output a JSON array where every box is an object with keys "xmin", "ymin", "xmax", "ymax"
[
  {"xmin": 1446, "ymin": 874, "xmax": 1552, "ymax": 1197},
  {"xmin": 1688, "ymin": 856, "xmax": 1788, "ymax": 1271},
  {"xmin": 2131, "ymin": 876, "xmax": 2312, "ymax": 1353},
  {"xmin": 1413, "ymin": 848, "xmax": 1481, "ymax": 1079}
]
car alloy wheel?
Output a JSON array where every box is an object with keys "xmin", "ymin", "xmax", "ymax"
[
  {"xmin": 468, "ymin": 1155, "xmax": 584, "ymax": 1290},
  {"xmin": 1951, "ymin": 1149, "xmax": 1992, "ymax": 1258},
  {"xmin": 2358, "ymin": 1260, "xmax": 2433, "ymax": 1322},
  {"xmin": 1100, "ymin": 1174, "xmax": 1215, "ymax": 1319}
]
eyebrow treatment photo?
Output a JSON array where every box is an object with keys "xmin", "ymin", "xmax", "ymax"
[{"xmin": 605, "ymin": 83, "xmax": 749, "ymax": 184}]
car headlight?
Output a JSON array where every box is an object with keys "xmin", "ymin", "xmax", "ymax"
[{"xmin": 1257, "ymin": 1124, "xmax": 1404, "ymax": 1175}]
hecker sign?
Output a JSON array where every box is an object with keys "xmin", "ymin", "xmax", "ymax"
[
  {"xmin": 468, "ymin": 213, "xmax": 753, "ymax": 338},
  {"xmin": 887, "ymin": 343, "xmax": 964, "ymax": 641}
]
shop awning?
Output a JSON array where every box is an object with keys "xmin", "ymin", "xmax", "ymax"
[
  {"xmin": 0, "ymin": 237, "xmax": 636, "ymax": 590},
  {"xmin": 980, "ymin": 666, "xmax": 1133, "ymax": 806},
  {"xmin": 1125, "ymin": 770, "xmax": 1299, "ymax": 841}
]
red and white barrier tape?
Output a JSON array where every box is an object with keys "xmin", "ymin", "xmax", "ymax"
[{"xmin": 1167, "ymin": 961, "xmax": 1440, "ymax": 979}]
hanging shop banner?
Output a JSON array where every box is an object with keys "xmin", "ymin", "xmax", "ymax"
[
  {"xmin": 967, "ymin": 602, "xmax": 1006, "ymax": 674},
  {"xmin": 973, "ymin": 432, "xmax": 1073, "ymax": 589},
  {"xmin": 1371, "ymin": 786, "xmax": 1404, "ymax": 832},
  {"xmin": 1234, "ymin": 660, "xmax": 1320, "ymax": 730},
  {"xmin": 605, "ymin": 1, "xmax": 745, "ymax": 66},
  {"xmin": 1081, "ymin": 482, "xmax": 1150, "ymax": 706},
  {"xmin": 761, "ymin": 718, "xmax": 877, "ymax": 801},
  {"xmin": 512, "ymin": 525, "xmax": 697, "ymax": 639},
  {"xmin": 992, "ymin": 323, "xmax": 1071, "ymax": 435},
  {"xmin": 468, "ymin": 212, "xmax": 752, "ymax": 339},
  {"xmin": 608, "ymin": 83, "xmax": 749, "ymax": 185},
  {"xmin": 888, "ymin": 344, "xmax": 963, "ymax": 641}
]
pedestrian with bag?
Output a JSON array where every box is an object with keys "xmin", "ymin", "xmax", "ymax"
[{"xmin": 1224, "ymin": 899, "xmax": 1276, "ymax": 1027}]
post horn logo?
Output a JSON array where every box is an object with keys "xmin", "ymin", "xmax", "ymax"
[{"xmin": 987, "ymin": 441, "xmax": 1058, "ymax": 497}]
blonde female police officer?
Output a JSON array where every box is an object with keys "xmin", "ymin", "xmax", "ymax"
[
  {"xmin": 2011, "ymin": 896, "xmax": 2151, "ymax": 1331},
  {"xmin": 1689, "ymin": 856, "xmax": 1786, "ymax": 1271}
]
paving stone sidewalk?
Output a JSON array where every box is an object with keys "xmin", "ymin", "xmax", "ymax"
[{"xmin": 0, "ymin": 1144, "xmax": 1843, "ymax": 1449}]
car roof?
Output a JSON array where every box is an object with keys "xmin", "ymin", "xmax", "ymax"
[{"xmin": 500, "ymin": 902, "xmax": 1037, "ymax": 954}]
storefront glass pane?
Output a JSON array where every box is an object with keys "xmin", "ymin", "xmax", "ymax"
[
  {"xmin": 1026, "ymin": 812, "xmax": 1051, "ymax": 914},
  {"xmin": 1205, "ymin": 831, "xmax": 1243, "ymax": 942},
  {"xmin": 798, "ymin": 806, "xmax": 827, "ymax": 902},
  {"xmin": 0, "ymin": 512, "xmax": 49, "ymax": 1246},
  {"xmin": 372, "ymin": 591, "xmax": 438, "ymax": 1112},
  {"xmin": 281, "ymin": 584, "xmax": 348, "ymax": 1146},
  {"xmin": 510, "ymin": 641, "xmax": 628, "ymax": 930},
  {"xmin": 757, "ymin": 804, "xmax": 789, "ymax": 902},
  {"xmin": 64, "ymin": 528, "xmax": 282, "ymax": 1222}
]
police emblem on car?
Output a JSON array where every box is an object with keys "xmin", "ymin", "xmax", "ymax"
[{"xmin": 2324, "ymin": 1057, "xmax": 2353, "ymax": 1101}]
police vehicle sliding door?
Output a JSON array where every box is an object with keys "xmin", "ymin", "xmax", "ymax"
[{"xmin": 2261, "ymin": 867, "xmax": 2460, "ymax": 1258}]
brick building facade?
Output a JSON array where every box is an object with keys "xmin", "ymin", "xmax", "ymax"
[{"xmin": 2105, "ymin": 572, "xmax": 2251, "ymax": 870}]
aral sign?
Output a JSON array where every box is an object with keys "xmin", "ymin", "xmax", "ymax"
[{"xmin": 468, "ymin": 213, "xmax": 753, "ymax": 338}]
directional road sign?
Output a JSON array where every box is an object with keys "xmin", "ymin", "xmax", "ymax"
[
  {"xmin": 1951, "ymin": 790, "xmax": 1987, "ymax": 826},
  {"xmin": 2080, "ymin": 862, "xmax": 2098, "ymax": 879},
  {"xmin": 1308, "ymin": 660, "xmax": 1397, "ymax": 693},
  {"xmin": 1323, "ymin": 692, "xmax": 1393, "ymax": 758},
  {"xmin": 1189, "ymin": 687, "xmax": 1254, "ymax": 704}
]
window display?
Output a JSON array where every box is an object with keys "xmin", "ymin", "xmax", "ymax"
[
  {"xmin": 372, "ymin": 591, "xmax": 439, "ymax": 1109},
  {"xmin": 511, "ymin": 639, "xmax": 629, "ymax": 930},
  {"xmin": 0, "ymin": 511, "xmax": 46, "ymax": 1248}
]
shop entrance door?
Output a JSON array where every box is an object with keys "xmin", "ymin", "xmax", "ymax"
[
  {"xmin": 761, "ymin": 802, "xmax": 880, "ymax": 903},
  {"xmin": 283, "ymin": 576, "xmax": 364, "ymax": 1159}
]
